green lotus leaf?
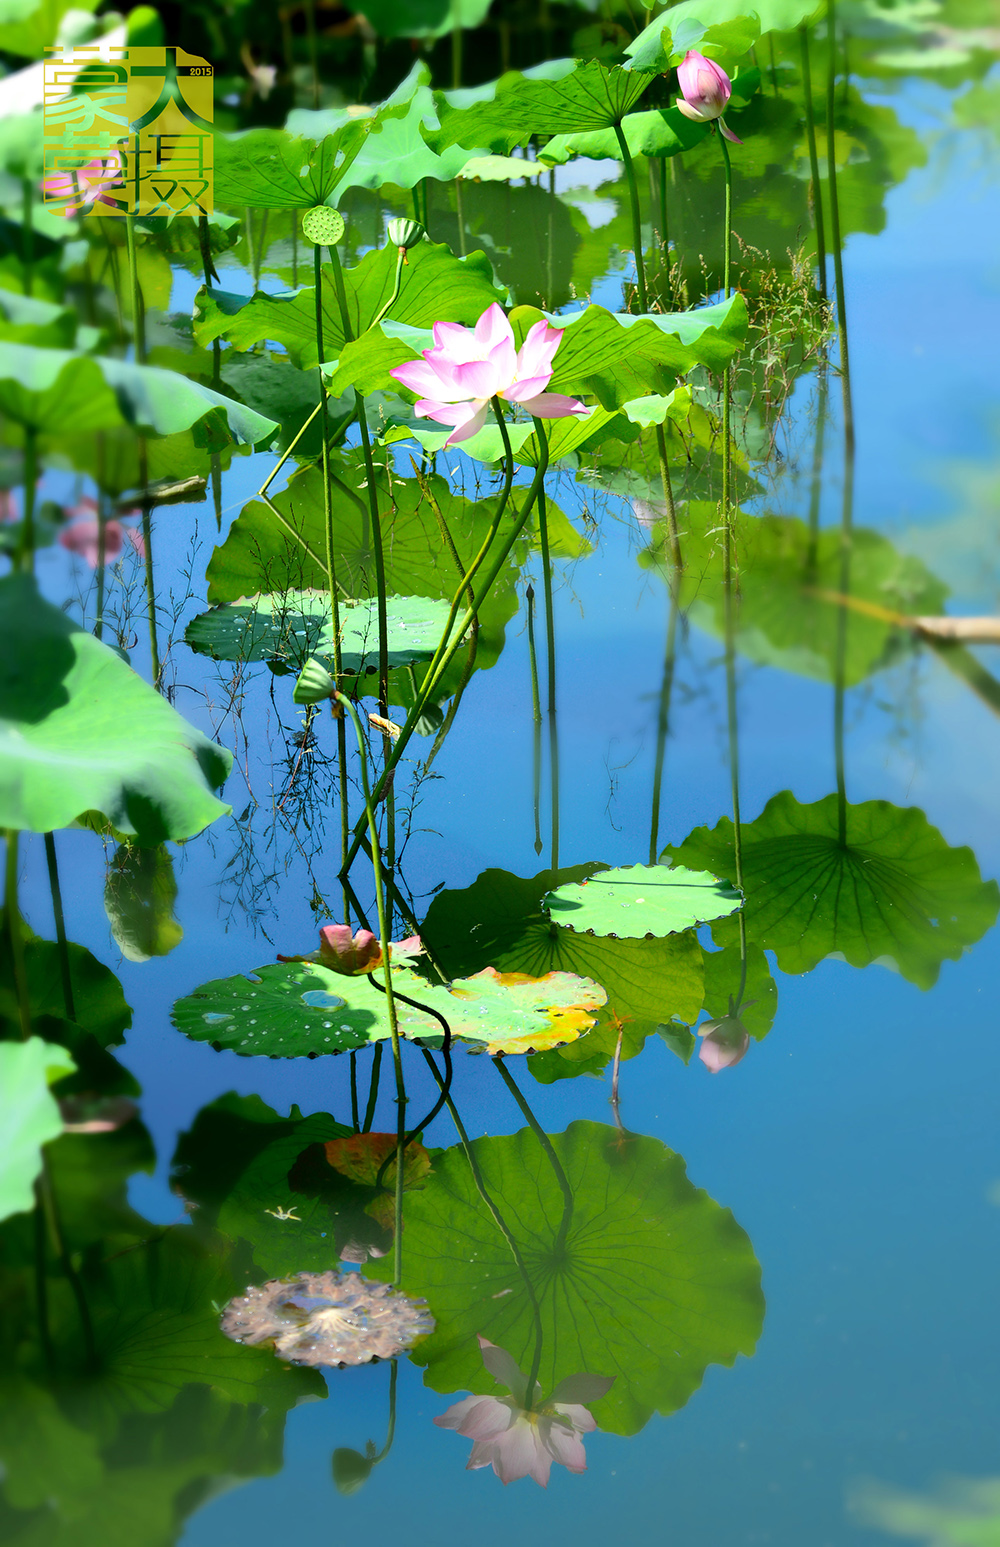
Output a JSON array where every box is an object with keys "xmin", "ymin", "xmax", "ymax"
[
  {"xmin": 641, "ymin": 503, "xmax": 947, "ymax": 686},
  {"xmin": 456, "ymin": 154, "xmax": 546, "ymax": 180},
  {"xmin": 0, "ymin": 925, "xmax": 132, "ymax": 1048},
  {"xmin": 185, "ymin": 590, "xmax": 453, "ymax": 679},
  {"xmin": 214, "ymin": 120, "xmax": 372, "ymax": 209},
  {"xmin": 667, "ymin": 792, "xmax": 1000, "ymax": 990},
  {"xmin": 700, "ymin": 938, "xmax": 778, "ymax": 1042},
  {"xmin": 194, "ymin": 239, "xmax": 504, "ymax": 371},
  {"xmin": 0, "ymin": 574, "xmax": 232, "ymax": 842},
  {"xmin": 540, "ymin": 105, "xmax": 710, "ymax": 166},
  {"xmin": 0, "ymin": 1038, "xmax": 75, "ymax": 1223},
  {"xmin": 626, "ymin": 0, "xmax": 820, "ymax": 74},
  {"xmin": 0, "ymin": 343, "xmax": 276, "ymax": 446},
  {"xmin": 546, "ymin": 863, "xmax": 742, "ymax": 938},
  {"xmin": 345, "ymin": 0, "xmax": 492, "ymax": 40},
  {"xmin": 364, "ymin": 1121, "xmax": 764, "ymax": 1435},
  {"xmin": 103, "ymin": 844, "xmax": 183, "ymax": 964},
  {"xmin": 434, "ymin": 60, "xmax": 652, "ymax": 152}
]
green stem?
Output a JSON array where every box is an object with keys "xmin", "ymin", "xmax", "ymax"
[
  {"xmin": 370, "ymin": 248, "xmax": 405, "ymax": 333},
  {"xmin": 614, "ymin": 122, "xmax": 647, "ymax": 311},
  {"xmin": 799, "ymin": 25, "xmax": 827, "ymax": 300},
  {"xmin": 4, "ymin": 831, "xmax": 31, "ymax": 1039},
  {"xmin": 648, "ymin": 595, "xmax": 678, "ymax": 864},
  {"xmin": 21, "ymin": 178, "xmax": 34, "ymax": 297},
  {"xmin": 362, "ymin": 1044, "xmax": 383, "ymax": 1132},
  {"xmin": 39, "ymin": 1156, "xmax": 97, "ymax": 1371},
  {"xmin": 139, "ymin": 457, "xmax": 160, "ymax": 688},
  {"xmin": 719, "ymin": 129, "xmax": 733, "ymax": 300},
  {"xmin": 43, "ymin": 834, "xmax": 75, "ymax": 1022},
  {"xmin": 335, "ymin": 692, "xmax": 405, "ymax": 1286},
  {"xmin": 125, "ymin": 213, "xmax": 145, "ymax": 363},
  {"xmin": 826, "ymin": 0, "xmax": 854, "ymax": 458},
  {"xmin": 535, "ymin": 462, "xmax": 559, "ymax": 871},
  {"xmin": 16, "ymin": 425, "xmax": 37, "ymax": 574},
  {"xmin": 526, "ymin": 583, "xmax": 543, "ymax": 857},
  {"xmin": 374, "ymin": 1359, "xmax": 398, "ymax": 1461}
]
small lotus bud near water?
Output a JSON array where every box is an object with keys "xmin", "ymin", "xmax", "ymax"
[
  {"xmin": 301, "ymin": 205, "xmax": 346, "ymax": 246},
  {"xmin": 293, "ymin": 656, "xmax": 336, "ymax": 705},
  {"xmin": 697, "ymin": 1013, "xmax": 751, "ymax": 1072},
  {"xmin": 387, "ymin": 217, "xmax": 425, "ymax": 253},
  {"xmin": 675, "ymin": 50, "xmax": 743, "ymax": 144},
  {"xmin": 319, "ymin": 923, "xmax": 383, "ymax": 975}
]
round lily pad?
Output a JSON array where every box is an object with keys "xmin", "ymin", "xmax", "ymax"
[{"xmin": 545, "ymin": 864, "xmax": 742, "ymax": 939}]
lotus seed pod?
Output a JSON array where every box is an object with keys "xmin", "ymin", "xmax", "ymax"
[
  {"xmin": 293, "ymin": 656, "xmax": 336, "ymax": 704},
  {"xmin": 301, "ymin": 205, "xmax": 346, "ymax": 246},
  {"xmin": 386, "ymin": 217, "xmax": 425, "ymax": 251}
]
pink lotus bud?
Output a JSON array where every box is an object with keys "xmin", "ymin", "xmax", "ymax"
[
  {"xmin": 675, "ymin": 52, "xmax": 743, "ymax": 143},
  {"xmin": 697, "ymin": 1013, "xmax": 750, "ymax": 1072},
  {"xmin": 318, "ymin": 924, "xmax": 383, "ymax": 975}
]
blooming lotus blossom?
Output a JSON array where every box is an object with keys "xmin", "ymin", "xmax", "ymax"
[
  {"xmin": 43, "ymin": 151, "xmax": 125, "ymax": 214},
  {"xmin": 435, "ymin": 1336, "xmax": 614, "ymax": 1487},
  {"xmin": 312, "ymin": 924, "xmax": 424, "ymax": 976},
  {"xmin": 698, "ymin": 1012, "xmax": 750, "ymax": 1072},
  {"xmin": 389, "ymin": 303, "xmax": 588, "ymax": 447},
  {"xmin": 59, "ymin": 509, "xmax": 145, "ymax": 568},
  {"xmin": 220, "ymin": 1272, "xmax": 434, "ymax": 1366},
  {"xmin": 675, "ymin": 51, "xmax": 743, "ymax": 144}
]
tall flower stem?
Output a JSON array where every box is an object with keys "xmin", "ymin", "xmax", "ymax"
[
  {"xmin": 526, "ymin": 583, "xmax": 543, "ymax": 856},
  {"xmin": 648, "ymin": 593, "xmax": 678, "ymax": 864},
  {"xmin": 826, "ymin": 0, "xmax": 854, "ymax": 458},
  {"xmin": 125, "ymin": 214, "xmax": 160, "ymax": 685},
  {"xmin": 535, "ymin": 437, "xmax": 560, "ymax": 870},
  {"xmin": 614, "ymin": 123, "xmax": 682, "ymax": 568},
  {"xmin": 43, "ymin": 834, "xmax": 75, "ymax": 1022},
  {"xmin": 799, "ymin": 25, "xmax": 827, "ymax": 299},
  {"xmin": 16, "ymin": 425, "xmax": 37, "ymax": 574},
  {"xmin": 4, "ymin": 830, "xmax": 31, "ymax": 1039},
  {"xmin": 340, "ymin": 408, "xmax": 547, "ymax": 877},
  {"xmin": 333, "ymin": 691, "xmax": 406, "ymax": 1287}
]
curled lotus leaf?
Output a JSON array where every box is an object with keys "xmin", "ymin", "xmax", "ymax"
[{"xmin": 546, "ymin": 863, "xmax": 742, "ymax": 939}]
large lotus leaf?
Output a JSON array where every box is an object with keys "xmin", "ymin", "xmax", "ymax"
[
  {"xmin": 365, "ymin": 1121, "xmax": 764, "ymax": 1435},
  {"xmin": 701, "ymin": 939, "xmax": 778, "ymax": 1042},
  {"xmin": 205, "ymin": 461, "xmax": 522, "ymax": 681},
  {"xmin": 626, "ymin": 0, "xmax": 822, "ymax": 72},
  {"xmin": 334, "ymin": 294, "xmax": 747, "ymax": 406},
  {"xmin": 540, "ymin": 105, "xmax": 710, "ymax": 166},
  {"xmin": 547, "ymin": 863, "xmax": 742, "ymax": 938},
  {"xmin": 172, "ymin": 960, "xmax": 603, "ymax": 1058},
  {"xmin": 214, "ymin": 120, "xmax": 372, "ymax": 210},
  {"xmin": 194, "ymin": 239, "xmax": 504, "ymax": 372},
  {"xmin": 0, "ymin": 1038, "xmax": 75, "ymax": 1223},
  {"xmin": 641, "ymin": 503, "xmax": 947, "ymax": 686},
  {"xmin": 185, "ymin": 590, "xmax": 452, "ymax": 679},
  {"xmin": 342, "ymin": 0, "xmax": 492, "ymax": 39},
  {"xmin": 290, "ymin": 65, "xmax": 487, "ymax": 191},
  {"xmin": 668, "ymin": 792, "xmax": 1000, "ymax": 991},
  {"xmin": 0, "ymin": 926, "xmax": 132, "ymax": 1048},
  {"xmin": 104, "ymin": 844, "xmax": 183, "ymax": 963},
  {"xmin": 0, "ymin": 344, "xmax": 276, "ymax": 446},
  {"xmin": 0, "ymin": 574, "xmax": 231, "ymax": 843},
  {"xmin": 434, "ymin": 60, "xmax": 651, "ymax": 152},
  {"xmin": 418, "ymin": 862, "xmax": 605, "ymax": 978}
]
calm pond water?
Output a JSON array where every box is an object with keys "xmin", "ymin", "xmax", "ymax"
[{"xmin": 3, "ymin": 7, "xmax": 1000, "ymax": 1546}]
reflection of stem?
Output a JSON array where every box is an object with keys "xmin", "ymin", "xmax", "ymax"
[
  {"xmin": 610, "ymin": 1019, "xmax": 625, "ymax": 1128},
  {"xmin": 33, "ymin": 1184, "xmax": 54, "ymax": 1372},
  {"xmin": 527, "ymin": 584, "xmax": 543, "ymax": 857},
  {"xmin": 799, "ymin": 26, "xmax": 827, "ymax": 300},
  {"xmin": 648, "ymin": 595, "xmax": 678, "ymax": 864},
  {"xmin": 374, "ymin": 1359, "xmax": 398, "ymax": 1461},
  {"xmin": 350, "ymin": 1053, "xmax": 360, "ymax": 1130},
  {"xmin": 335, "ymin": 693, "xmax": 405, "ymax": 1286},
  {"xmin": 39, "ymin": 1155, "xmax": 97, "ymax": 1371},
  {"xmin": 536, "ymin": 471, "xmax": 560, "ymax": 871},
  {"xmin": 804, "ymin": 363, "xmax": 829, "ymax": 580},
  {"xmin": 491, "ymin": 1058, "xmax": 573, "ymax": 1254},
  {"xmin": 4, "ymin": 831, "xmax": 31, "ymax": 1039},
  {"xmin": 423, "ymin": 1054, "xmax": 545, "ymax": 1410},
  {"xmin": 370, "ymin": 977, "xmax": 452, "ymax": 1190},
  {"xmin": 826, "ymin": 0, "xmax": 854, "ymax": 459},
  {"xmin": 362, "ymin": 1045, "xmax": 382, "ymax": 1132},
  {"xmin": 43, "ymin": 834, "xmax": 75, "ymax": 1022}
]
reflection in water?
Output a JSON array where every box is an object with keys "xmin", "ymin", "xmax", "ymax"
[
  {"xmin": 850, "ymin": 1474, "xmax": 1000, "ymax": 1545},
  {"xmin": 219, "ymin": 1271, "xmax": 433, "ymax": 1366}
]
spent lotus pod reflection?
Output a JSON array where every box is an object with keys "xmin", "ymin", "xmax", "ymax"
[
  {"xmin": 389, "ymin": 302, "xmax": 588, "ymax": 448},
  {"xmin": 675, "ymin": 51, "xmax": 743, "ymax": 145},
  {"xmin": 434, "ymin": 1335, "xmax": 614, "ymax": 1487},
  {"xmin": 220, "ymin": 1271, "xmax": 434, "ymax": 1366},
  {"xmin": 697, "ymin": 1012, "xmax": 751, "ymax": 1072}
]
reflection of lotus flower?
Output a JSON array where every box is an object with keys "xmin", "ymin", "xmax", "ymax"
[
  {"xmin": 43, "ymin": 150, "xmax": 125, "ymax": 212},
  {"xmin": 698, "ymin": 1013, "xmax": 750, "ymax": 1072},
  {"xmin": 59, "ymin": 499, "xmax": 145, "ymax": 568},
  {"xmin": 220, "ymin": 1272, "xmax": 434, "ymax": 1366},
  {"xmin": 632, "ymin": 497, "xmax": 664, "ymax": 529},
  {"xmin": 389, "ymin": 303, "xmax": 588, "ymax": 448},
  {"xmin": 676, "ymin": 51, "xmax": 743, "ymax": 144},
  {"xmin": 435, "ymin": 1336, "xmax": 614, "ymax": 1487}
]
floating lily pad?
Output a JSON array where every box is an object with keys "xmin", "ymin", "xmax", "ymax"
[
  {"xmin": 546, "ymin": 864, "xmax": 742, "ymax": 939},
  {"xmin": 364, "ymin": 1121, "xmax": 764, "ymax": 1436},
  {"xmin": 668, "ymin": 793, "xmax": 1000, "ymax": 991},
  {"xmin": 184, "ymin": 590, "xmax": 453, "ymax": 678}
]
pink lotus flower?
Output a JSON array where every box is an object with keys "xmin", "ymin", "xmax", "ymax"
[
  {"xmin": 43, "ymin": 150, "xmax": 126, "ymax": 214},
  {"xmin": 59, "ymin": 512, "xmax": 145, "ymax": 568},
  {"xmin": 698, "ymin": 1012, "xmax": 750, "ymax": 1072},
  {"xmin": 676, "ymin": 51, "xmax": 743, "ymax": 144},
  {"xmin": 0, "ymin": 490, "xmax": 18, "ymax": 523},
  {"xmin": 314, "ymin": 924, "xmax": 424, "ymax": 976},
  {"xmin": 389, "ymin": 303, "xmax": 588, "ymax": 448},
  {"xmin": 435, "ymin": 1336, "xmax": 613, "ymax": 1487}
]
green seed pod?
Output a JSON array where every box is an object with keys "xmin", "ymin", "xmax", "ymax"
[
  {"xmin": 293, "ymin": 656, "xmax": 336, "ymax": 704},
  {"xmin": 386, "ymin": 217, "xmax": 425, "ymax": 251},
  {"xmin": 301, "ymin": 206, "xmax": 346, "ymax": 246}
]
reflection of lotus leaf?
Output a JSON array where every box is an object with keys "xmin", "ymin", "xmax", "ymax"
[
  {"xmin": 669, "ymin": 792, "xmax": 1000, "ymax": 990},
  {"xmin": 365, "ymin": 1121, "xmax": 763, "ymax": 1436},
  {"xmin": 547, "ymin": 862, "xmax": 742, "ymax": 938}
]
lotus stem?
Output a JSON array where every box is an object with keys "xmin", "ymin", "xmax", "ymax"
[
  {"xmin": 535, "ymin": 432, "xmax": 560, "ymax": 871},
  {"xmin": 799, "ymin": 26, "xmax": 827, "ymax": 300},
  {"xmin": 648, "ymin": 595, "xmax": 678, "ymax": 864},
  {"xmin": 16, "ymin": 425, "xmax": 37, "ymax": 575},
  {"xmin": 526, "ymin": 583, "xmax": 543, "ymax": 856},
  {"xmin": 4, "ymin": 830, "xmax": 31, "ymax": 1039},
  {"xmin": 43, "ymin": 834, "xmax": 75, "ymax": 1022}
]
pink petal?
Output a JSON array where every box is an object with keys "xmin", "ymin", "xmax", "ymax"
[
  {"xmin": 473, "ymin": 303, "xmax": 514, "ymax": 356},
  {"xmin": 430, "ymin": 319, "xmax": 481, "ymax": 364},
  {"xmin": 449, "ymin": 356, "xmax": 507, "ymax": 400},
  {"xmin": 493, "ymin": 1419, "xmax": 551, "ymax": 1486},
  {"xmin": 125, "ymin": 527, "xmax": 146, "ymax": 559},
  {"xmin": 444, "ymin": 401, "xmax": 490, "ymax": 446},
  {"xmin": 435, "ymin": 1395, "xmax": 511, "ymax": 1440},
  {"xmin": 677, "ymin": 98, "xmax": 713, "ymax": 124},
  {"xmin": 719, "ymin": 118, "xmax": 743, "ymax": 144},
  {"xmin": 515, "ymin": 392, "xmax": 589, "ymax": 420},
  {"xmin": 500, "ymin": 372, "xmax": 555, "ymax": 404},
  {"xmin": 542, "ymin": 1417, "xmax": 589, "ymax": 1473},
  {"xmin": 412, "ymin": 397, "xmax": 479, "ymax": 428},
  {"xmin": 391, "ymin": 357, "xmax": 460, "ymax": 401},
  {"xmin": 59, "ymin": 519, "xmax": 123, "ymax": 568},
  {"xmin": 551, "ymin": 1402, "xmax": 598, "ymax": 1433},
  {"xmin": 515, "ymin": 319, "xmax": 561, "ymax": 381}
]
